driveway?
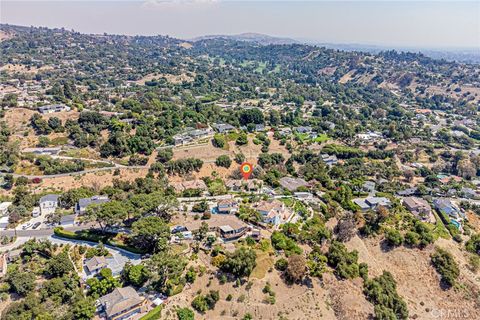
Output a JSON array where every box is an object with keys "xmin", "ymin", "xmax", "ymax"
[{"xmin": 49, "ymin": 236, "xmax": 142, "ymax": 278}]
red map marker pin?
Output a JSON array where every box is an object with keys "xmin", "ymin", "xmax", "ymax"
[{"xmin": 240, "ymin": 162, "xmax": 253, "ymax": 180}]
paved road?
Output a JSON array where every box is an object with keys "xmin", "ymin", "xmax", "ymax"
[
  {"xmin": 0, "ymin": 224, "xmax": 92, "ymax": 237},
  {"xmin": 0, "ymin": 165, "xmax": 148, "ymax": 179}
]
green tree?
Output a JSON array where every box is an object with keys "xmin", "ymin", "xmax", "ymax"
[
  {"xmin": 86, "ymin": 272, "xmax": 119, "ymax": 298},
  {"xmin": 84, "ymin": 201, "xmax": 127, "ymax": 233},
  {"xmin": 212, "ymin": 134, "xmax": 226, "ymax": 148},
  {"xmin": 221, "ymin": 247, "xmax": 257, "ymax": 277},
  {"xmin": 45, "ymin": 251, "xmax": 74, "ymax": 277},
  {"xmin": 146, "ymin": 251, "xmax": 186, "ymax": 293},
  {"xmin": 215, "ymin": 155, "xmax": 232, "ymax": 168},
  {"xmin": 8, "ymin": 272, "xmax": 36, "ymax": 296},
  {"xmin": 71, "ymin": 297, "xmax": 96, "ymax": 320},
  {"xmin": 176, "ymin": 307, "xmax": 194, "ymax": 320},
  {"xmin": 121, "ymin": 262, "xmax": 149, "ymax": 287},
  {"xmin": 157, "ymin": 148, "xmax": 173, "ymax": 163},
  {"xmin": 131, "ymin": 216, "xmax": 170, "ymax": 253},
  {"xmin": 236, "ymin": 133, "xmax": 248, "ymax": 146}
]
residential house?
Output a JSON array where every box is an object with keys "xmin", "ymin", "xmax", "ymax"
[
  {"xmin": 75, "ymin": 195, "xmax": 110, "ymax": 214},
  {"xmin": 294, "ymin": 192, "xmax": 314, "ymax": 200},
  {"xmin": 213, "ymin": 123, "xmax": 236, "ymax": 133},
  {"xmin": 294, "ymin": 126, "xmax": 312, "ymax": 134},
  {"xmin": 181, "ymin": 215, "xmax": 249, "ymax": 241},
  {"xmin": 397, "ymin": 187, "xmax": 418, "ymax": 197},
  {"xmin": 225, "ymin": 179, "xmax": 262, "ymax": 193},
  {"xmin": 279, "ymin": 177, "xmax": 309, "ymax": 192},
  {"xmin": 98, "ymin": 286, "xmax": 148, "ymax": 320},
  {"xmin": 402, "ymin": 197, "xmax": 435, "ymax": 223},
  {"xmin": 460, "ymin": 187, "xmax": 479, "ymax": 200},
  {"xmin": 320, "ymin": 154, "xmax": 338, "ymax": 166},
  {"xmin": 39, "ymin": 194, "xmax": 59, "ymax": 215},
  {"xmin": 438, "ymin": 175, "xmax": 462, "ymax": 185},
  {"xmin": 188, "ymin": 128, "xmax": 213, "ymax": 139},
  {"xmin": 38, "ymin": 104, "xmax": 71, "ymax": 114},
  {"xmin": 216, "ymin": 199, "xmax": 239, "ymax": 214},
  {"xmin": 0, "ymin": 216, "xmax": 9, "ymax": 229},
  {"xmin": 356, "ymin": 131, "xmax": 383, "ymax": 143},
  {"xmin": 353, "ymin": 197, "xmax": 392, "ymax": 212},
  {"xmin": 60, "ymin": 214, "xmax": 76, "ymax": 227},
  {"xmin": 22, "ymin": 147, "xmax": 61, "ymax": 155},
  {"xmin": 0, "ymin": 202, "xmax": 12, "ymax": 216},
  {"xmin": 173, "ymin": 133, "xmax": 192, "ymax": 146},
  {"xmin": 433, "ymin": 198, "xmax": 464, "ymax": 228},
  {"xmin": 84, "ymin": 256, "xmax": 108, "ymax": 275},
  {"xmin": 225, "ymin": 179, "xmax": 243, "ymax": 192},
  {"xmin": 218, "ymin": 224, "xmax": 249, "ymax": 241},
  {"xmin": 362, "ymin": 181, "xmax": 376, "ymax": 194},
  {"xmin": 253, "ymin": 199, "xmax": 291, "ymax": 225},
  {"xmin": 255, "ymin": 124, "xmax": 266, "ymax": 132},
  {"xmin": 279, "ymin": 128, "xmax": 292, "ymax": 137},
  {"xmin": 172, "ymin": 180, "xmax": 208, "ymax": 194}
]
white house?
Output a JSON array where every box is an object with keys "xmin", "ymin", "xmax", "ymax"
[
  {"xmin": 0, "ymin": 202, "xmax": 12, "ymax": 216},
  {"xmin": 32, "ymin": 207, "xmax": 41, "ymax": 218},
  {"xmin": 39, "ymin": 194, "xmax": 59, "ymax": 215},
  {"xmin": 0, "ymin": 216, "xmax": 9, "ymax": 229}
]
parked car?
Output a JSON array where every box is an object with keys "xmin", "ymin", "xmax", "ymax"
[
  {"xmin": 32, "ymin": 222, "xmax": 41, "ymax": 229},
  {"xmin": 22, "ymin": 223, "xmax": 32, "ymax": 230}
]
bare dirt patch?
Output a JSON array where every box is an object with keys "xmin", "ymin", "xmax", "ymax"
[
  {"xmin": 0, "ymin": 63, "xmax": 53, "ymax": 74},
  {"xmin": 345, "ymin": 236, "xmax": 480, "ymax": 320},
  {"xmin": 135, "ymin": 72, "xmax": 194, "ymax": 85},
  {"xmin": 161, "ymin": 252, "xmax": 338, "ymax": 320},
  {"xmin": 28, "ymin": 167, "xmax": 149, "ymax": 193},
  {"xmin": 0, "ymin": 30, "xmax": 13, "ymax": 42}
]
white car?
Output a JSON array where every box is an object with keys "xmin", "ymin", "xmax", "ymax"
[{"xmin": 22, "ymin": 223, "xmax": 32, "ymax": 230}]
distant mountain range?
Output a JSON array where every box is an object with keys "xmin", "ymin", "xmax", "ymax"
[{"xmin": 190, "ymin": 33, "xmax": 480, "ymax": 64}]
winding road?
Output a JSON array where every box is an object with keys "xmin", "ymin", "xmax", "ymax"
[
  {"xmin": 0, "ymin": 165, "xmax": 149, "ymax": 179},
  {"xmin": 0, "ymin": 224, "xmax": 93, "ymax": 237}
]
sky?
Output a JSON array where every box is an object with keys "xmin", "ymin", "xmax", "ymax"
[{"xmin": 1, "ymin": 1, "xmax": 479, "ymax": 49}]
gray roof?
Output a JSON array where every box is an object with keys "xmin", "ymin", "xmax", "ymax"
[
  {"xmin": 39, "ymin": 194, "xmax": 59, "ymax": 203},
  {"xmin": 60, "ymin": 214, "xmax": 76, "ymax": 224},
  {"xmin": 84, "ymin": 256, "xmax": 107, "ymax": 272},
  {"xmin": 77, "ymin": 195, "xmax": 109, "ymax": 209},
  {"xmin": 279, "ymin": 177, "xmax": 308, "ymax": 191},
  {"xmin": 99, "ymin": 286, "xmax": 145, "ymax": 318}
]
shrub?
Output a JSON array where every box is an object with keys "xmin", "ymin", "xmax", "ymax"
[
  {"xmin": 215, "ymin": 155, "xmax": 232, "ymax": 168},
  {"xmin": 213, "ymin": 134, "xmax": 226, "ymax": 148},
  {"xmin": 185, "ymin": 267, "xmax": 197, "ymax": 283},
  {"xmin": 431, "ymin": 248, "xmax": 459, "ymax": 287},
  {"xmin": 274, "ymin": 258, "xmax": 288, "ymax": 271},
  {"xmin": 465, "ymin": 234, "xmax": 480, "ymax": 255},
  {"xmin": 327, "ymin": 241, "xmax": 359, "ymax": 279},
  {"xmin": 176, "ymin": 307, "xmax": 194, "ymax": 320},
  {"xmin": 191, "ymin": 290, "xmax": 220, "ymax": 313},
  {"xmin": 236, "ymin": 133, "xmax": 248, "ymax": 146},
  {"xmin": 364, "ymin": 271, "xmax": 408, "ymax": 320},
  {"xmin": 385, "ymin": 229, "xmax": 403, "ymax": 247},
  {"xmin": 404, "ymin": 231, "xmax": 420, "ymax": 247}
]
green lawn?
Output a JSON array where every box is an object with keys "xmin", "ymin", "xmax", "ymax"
[{"xmin": 139, "ymin": 305, "xmax": 163, "ymax": 320}]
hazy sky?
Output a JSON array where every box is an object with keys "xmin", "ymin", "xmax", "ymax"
[{"xmin": 1, "ymin": 1, "xmax": 479, "ymax": 49}]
